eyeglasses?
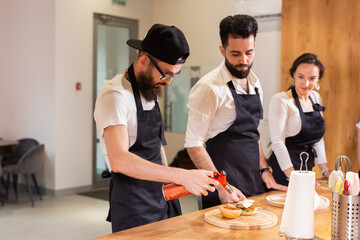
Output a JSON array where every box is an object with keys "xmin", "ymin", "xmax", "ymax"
[{"xmin": 147, "ymin": 55, "xmax": 181, "ymax": 81}]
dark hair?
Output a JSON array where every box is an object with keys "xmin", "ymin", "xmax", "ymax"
[
  {"xmin": 290, "ymin": 53, "xmax": 325, "ymax": 80},
  {"xmin": 219, "ymin": 14, "xmax": 258, "ymax": 48}
]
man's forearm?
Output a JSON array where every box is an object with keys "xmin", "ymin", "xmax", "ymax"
[
  {"xmin": 187, "ymin": 146, "xmax": 218, "ymax": 172},
  {"xmin": 109, "ymin": 149, "xmax": 218, "ymax": 196},
  {"xmin": 105, "ymin": 125, "xmax": 184, "ymax": 184},
  {"xmin": 111, "ymin": 150, "xmax": 188, "ymax": 184}
]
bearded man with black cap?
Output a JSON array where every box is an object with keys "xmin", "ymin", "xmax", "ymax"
[
  {"xmin": 94, "ymin": 24, "xmax": 218, "ymax": 232},
  {"xmin": 185, "ymin": 15, "xmax": 287, "ymax": 209}
]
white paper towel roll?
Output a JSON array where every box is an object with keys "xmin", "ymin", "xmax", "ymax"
[{"xmin": 280, "ymin": 171, "xmax": 316, "ymax": 239}]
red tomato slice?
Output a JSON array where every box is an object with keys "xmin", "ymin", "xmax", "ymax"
[
  {"xmin": 224, "ymin": 206, "xmax": 239, "ymax": 210},
  {"xmin": 242, "ymin": 205, "xmax": 255, "ymax": 211}
]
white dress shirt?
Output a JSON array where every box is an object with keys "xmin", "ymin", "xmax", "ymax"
[
  {"xmin": 94, "ymin": 73, "xmax": 156, "ymax": 171},
  {"xmin": 185, "ymin": 61, "xmax": 263, "ymax": 148},
  {"xmin": 268, "ymin": 91, "xmax": 327, "ymax": 171}
]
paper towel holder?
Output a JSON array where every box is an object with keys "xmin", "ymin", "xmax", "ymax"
[
  {"xmin": 299, "ymin": 151, "xmax": 309, "ymax": 173},
  {"xmin": 278, "ymin": 151, "xmax": 323, "ymax": 240}
]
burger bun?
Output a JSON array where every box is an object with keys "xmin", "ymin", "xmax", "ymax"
[{"xmin": 220, "ymin": 205, "xmax": 242, "ymax": 219}]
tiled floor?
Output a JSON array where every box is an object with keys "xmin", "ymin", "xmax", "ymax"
[{"xmin": 0, "ymin": 191, "xmax": 199, "ymax": 240}]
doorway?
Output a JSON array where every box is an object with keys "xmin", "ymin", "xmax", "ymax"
[{"xmin": 92, "ymin": 13, "xmax": 138, "ymax": 188}]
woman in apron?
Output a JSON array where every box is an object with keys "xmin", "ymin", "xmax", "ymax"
[{"xmin": 267, "ymin": 53, "xmax": 331, "ymax": 186}]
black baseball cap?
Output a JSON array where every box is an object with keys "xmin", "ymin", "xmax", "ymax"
[{"xmin": 126, "ymin": 24, "xmax": 190, "ymax": 65}]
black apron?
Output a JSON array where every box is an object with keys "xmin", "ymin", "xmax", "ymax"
[
  {"xmin": 107, "ymin": 65, "xmax": 181, "ymax": 232},
  {"xmin": 203, "ymin": 81, "xmax": 266, "ymax": 209},
  {"xmin": 268, "ymin": 87, "xmax": 325, "ymax": 186}
]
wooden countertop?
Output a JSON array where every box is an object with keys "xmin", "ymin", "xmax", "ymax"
[{"xmin": 91, "ymin": 182, "xmax": 332, "ymax": 240}]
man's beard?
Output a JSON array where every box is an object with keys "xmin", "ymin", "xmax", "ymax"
[
  {"xmin": 225, "ymin": 57, "xmax": 253, "ymax": 79},
  {"xmin": 137, "ymin": 69, "xmax": 164, "ymax": 102}
]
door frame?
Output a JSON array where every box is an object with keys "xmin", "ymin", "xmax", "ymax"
[{"xmin": 92, "ymin": 13, "xmax": 138, "ymax": 188}]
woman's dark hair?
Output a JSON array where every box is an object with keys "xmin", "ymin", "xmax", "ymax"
[
  {"xmin": 290, "ymin": 53, "xmax": 325, "ymax": 80},
  {"xmin": 220, "ymin": 15, "xmax": 258, "ymax": 48}
]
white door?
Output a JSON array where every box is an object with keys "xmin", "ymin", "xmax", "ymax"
[{"xmin": 93, "ymin": 13, "xmax": 138, "ymax": 187}]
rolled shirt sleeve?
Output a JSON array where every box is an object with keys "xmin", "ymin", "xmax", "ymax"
[
  {"xmin": 94, "ymin": 89, "xmax": 130, "ymax": 138},
  {"xmin": 313, "ymin": 138, "xmax": 327, "ymax": 165},
  {"xmin": 185, "ymin": 82, "xmax": 217, "ymax": 148}
]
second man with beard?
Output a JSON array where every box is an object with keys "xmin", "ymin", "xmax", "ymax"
[
  {"xmin": 185, "ymin": 15, "xmax": 287, "ymax": 209},
  {"xmin": 94, "ymin": 24, "xmax": 218, "ymax": 232}
]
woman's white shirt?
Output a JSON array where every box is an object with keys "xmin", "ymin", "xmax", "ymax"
[{"xmin": 268, "ymin": 91, "xmax": 327, "ymax": 171}]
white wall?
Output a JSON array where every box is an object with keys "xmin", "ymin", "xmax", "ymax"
[
  {"xmin": 0, "ymin": 0, "xmax": 56, "ymax": 188},
  {"xmin": 0, "ymin": 0, "xmax": 153, "ymax": 193},
  {"xmin": 153, "ymin": 0, "xmax": 237, "ymax": 67}
]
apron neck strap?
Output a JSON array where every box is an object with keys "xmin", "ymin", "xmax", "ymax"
[
  {"xmin": 226, "ymin": 81, "xmax": 260, "ymax": 96},
  {"xmin": 227, "ymin": 80, "xmax": 237, "ymax": 99},
  {"xmin": 128, "ymin": 64, "xmax": 143, "ymax": 112},
  {"xmin": 291, "ymin": 86, "xmax": 304, "ymax": 114},
  {"xmin": 127, "ymin": 64, "xmax": 160, "ymax": 113},
  {"xmin": 291, "ymin": 86, "xmax": 325, "ymax": 112}
]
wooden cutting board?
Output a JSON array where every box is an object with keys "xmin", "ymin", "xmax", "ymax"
[
  {"xmin": 265, "ymin": 194, "xmax": 287, "ymax": 208},
  {"xmin": 204, "ymin": 208, "xmax": 278, "ymax": 230},
  {"xmin": 265, "ymin": 193, "xmax": 330, "ymax": 210}
]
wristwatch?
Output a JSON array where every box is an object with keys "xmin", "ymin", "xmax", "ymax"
[
  {"xmin": 259, "ymin": 166, "xmax": 273, "ymax": 176},
  {"xmin": 321, "ymin": 168, "xmax": 331, "ymax": 177}
]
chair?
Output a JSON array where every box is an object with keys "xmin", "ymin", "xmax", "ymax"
[
  {"xmin": 2, "ymin": 138, "xmax": 39, "ymax": 167},
  {"xmin": 2, "ymin": 138, "xmax": 39, "ymax": 202},
  {"xmin": 3, "ymin": 144, "xmax": 44, "ymax": 207}
]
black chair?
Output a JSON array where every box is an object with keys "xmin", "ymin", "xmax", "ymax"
[
  {"xmin": 2, "ymin": 139, "xmax": 44, "ymax": 207},
  {"xmin": 2, "ymin": 138, "xmax": 39, "ymax": 201},
  {"xmin": 2, "ymin": 138, "xmax": 39, "ymax": 167}
]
